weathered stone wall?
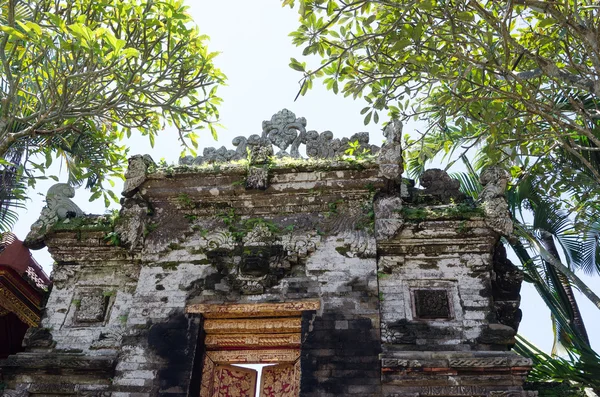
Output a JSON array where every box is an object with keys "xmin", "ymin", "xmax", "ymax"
[
  {"xmin": 1, "ymin": 121, "xmax": 531, "ymax": 397},
  {"xmin": 3, "ymin": 161, "xmax": 391, "ymax": 396},
  {"xmin": 378, "ymin": 217, "xmax": 500, "ymax": 350}
]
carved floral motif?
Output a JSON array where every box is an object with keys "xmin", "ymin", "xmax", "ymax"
[
  {"xmin": 260, "ymin": 362, "xmax": 298, "ymax": 397},
  {"xmin": 212, "ymin": 365, "xmax": 257, "ymax": 397}
]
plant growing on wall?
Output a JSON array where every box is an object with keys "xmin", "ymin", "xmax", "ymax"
[{"xmin": 0, "ymin": 0, "xmax": 225, "ymax": 231}]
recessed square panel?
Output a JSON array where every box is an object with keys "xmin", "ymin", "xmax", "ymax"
[
  {"xmin": 413, "ymin": 289, "xmax": 452, "ymax": 319},
  {"xmin": 75, "ymin": 291, "xmax": 108, "ymax": 323}
]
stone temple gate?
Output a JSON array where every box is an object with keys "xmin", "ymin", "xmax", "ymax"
[{"xmin": 1, "ymin": 110, "xmax": 533, "ymax": 397}]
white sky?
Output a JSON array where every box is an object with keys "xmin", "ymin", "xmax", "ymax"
[{"xmin": 11, "ymin": 0, "xmax": 600, "ymax": 354}]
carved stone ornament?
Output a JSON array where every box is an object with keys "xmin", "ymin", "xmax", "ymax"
[
  {"xmin": 22, "ymin": 327, "xmax": 55, "ymax": 348},
  {"xmin": 413, "ymin": 289, "xmax": 452, "ymax": 319},
  {"xmin": 374, "ymin": 195, "xmax": 404, "ymax": 241},
  {"xmin": 179, "ymin": 109, "xmax": 381, "ymax": 165},
  {"xmin": 479, "ymin": 166, "xmax": 514, "ymax": 237},
  {"xmin": 246, "ymin": 166, "xmax": 270, "ymax": 190},
  {"xmin": 377, "ymin": 119, "xmax": 403, "ymax": 181},
  {"xmin": 206, "ymin": 243, "xmax": 290, "ymax": 295},
  {"xmin": 24, "ymin": 183, "xmax": 84, "ymax": 249},
  {"xmin": 75, "ymin": 290, "xmax": 109, "ymax": 323},
  {"xmin": 50, "ymin": 264, "xmax": 78, "ymax": 290},
  {"xmin": 90, "ymin": 327, "xmax": 124, "ymax": 350},
  {"xmin": 418, "ymin": 169, "xmax": 465, "ymax": 204},
  {"xmin": 122, "ymin": 154, "xmax": 155, "ymax": 198},
  {"xmin": 492, "ymin": 242, "xmax": 524, "ymax": 331},
  {"xmin": 114, "ymin": 192, "xmax": 150, "ymax": 250}
]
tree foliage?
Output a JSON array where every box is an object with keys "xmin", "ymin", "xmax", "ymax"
[
  {"xmin": 284, "ymin": 0, "xmax": 600, "ymax": 220},
  {"xmin": 0, "ymin": 0, "xmax": 225, "ymax": 229}
]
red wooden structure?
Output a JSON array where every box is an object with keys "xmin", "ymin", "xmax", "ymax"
[{"xmin": 0, "ymin": 233, "xmax": 50, "ymax": 358}]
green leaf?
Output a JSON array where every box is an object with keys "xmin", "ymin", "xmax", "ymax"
[
  {"xmin": 0, "ymin": 25, "xmax": 26, "ymax": 40},
  {"xmin": 538, "ymin": 18, "xmax": 557, "ymax": 28},
  {"xmin": 122, "ymin": 48, "xmax": 140, "ymax": 58},
  {"xmin": 289, "ymin": 58, "xmax": 306, "ymax": 72},
  {"xmin": 326, "ymin": 0, "xmax": 335, "ymax": 16}
]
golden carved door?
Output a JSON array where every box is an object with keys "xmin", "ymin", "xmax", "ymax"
[
  {"xmin": 201, "ymin": 355, "xmax": 258, "ymax": 397},
  {"xmin": 213, "ymin": 365, "xmax": 257, "ymax": 397},
  {"xmin": 259, "ymin": 360, "xmax": 300, "ymax": 397}
]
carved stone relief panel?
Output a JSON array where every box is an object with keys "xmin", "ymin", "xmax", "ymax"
[
  {"xmin": 412, "ymin": 289, "xmax": 452, "ymax": 320},
  {"xmin": 74, "ymin": 289, "xmax": 109, "ymax": 324},
  {"xmin": 402, "ymin": 280, "xmax": 462, "ymax": 322}
]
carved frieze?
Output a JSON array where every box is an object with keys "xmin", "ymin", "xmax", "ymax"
[
  {"xmin": 186, "ymin": 300, "xmax": 320, "ymax": 318},
  {"xmin": 203, "ymin": 318, "xmax": 302, "ymax": 334},
  {"xmin": 448, "ymin": 357, "xmax": 508, "ymax": 368},
  {"xmin": 1, "ymin": 388, "xmax": 30, "ymax": 397},
  {"xmin": 205, "ymin": 333, "xmax": 301, "ymax": 349},
  {"xmin": 206, "ymin": 349, "xmax": 300, "ymax": 364}
]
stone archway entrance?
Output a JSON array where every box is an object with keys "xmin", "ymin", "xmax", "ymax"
[{"xmin": 186, "ymin": 300, "xmax": 320, "ymax": 397}]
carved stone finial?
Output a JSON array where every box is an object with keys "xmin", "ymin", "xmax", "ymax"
[
  {"xmin": 419, "ymin": 169, "xmax": 465, "ymax": 204},
  {"xmin": 122, "ymin": 154, "xmax": 155, "ymax": 198},
  {"xmin": 262, "ymin": 109, "xmax": 307, "ymax": 157},
  {"xmin": 479, "ymin": 166, "xmax": 513, "ymax": 237},
  {"xmin": 378, "ymin": 120, "xmax": 403, "ymax": 181},
  {"xmin": 24, "ymin": 183, "xmax": 84, "ymax": 249},
  {"xmin": 178, "ymin": 109, "xmax": 380, "ymax": 165}
]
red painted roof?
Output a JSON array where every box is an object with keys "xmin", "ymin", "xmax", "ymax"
[{"xmin": 0, "ymin": 233, "xmax": 50, "ymax": 285}]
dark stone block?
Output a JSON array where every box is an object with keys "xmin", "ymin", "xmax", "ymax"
[
  {"xmin": 148, "ymin": 312, "xmax": 200, "ymax": 392},
  {"xmin": 477, "ymin": 324, "xmax": 517, "ymax": 345},
  {"xmin": 301, "ymin": 308, "xmax": 381, "ymax": 394}
]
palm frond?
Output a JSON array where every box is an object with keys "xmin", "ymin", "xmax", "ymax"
[{"xmin": 515, "ymin": 335, "xmax": 600, "ymax": 389}]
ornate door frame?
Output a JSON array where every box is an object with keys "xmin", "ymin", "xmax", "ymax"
[{"xmin": 186, "ymin": 300, "xmax": 320, "ymax": 397}]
